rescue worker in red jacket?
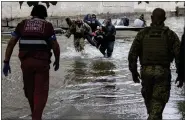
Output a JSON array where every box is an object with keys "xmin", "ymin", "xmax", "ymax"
[{"xmin": 3, "ymin": 5, "xmax": 60, "ymax": 120}]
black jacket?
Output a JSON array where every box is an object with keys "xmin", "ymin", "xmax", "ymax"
[
  {"xmin": 103, "ymin": 24, "xmax": 116, "ymax": 41},
  {"xmin": 179, "ymin": 32, "xmax": 185, "ymax": 81}
]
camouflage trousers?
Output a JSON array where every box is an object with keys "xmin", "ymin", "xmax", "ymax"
[
  {"xmin": 74, "ymin": 37, "xmax": 85, "ymax": 52},
  {"xmin": 140, "ymin": 65, "xmax": 171, "ymax": 120}
]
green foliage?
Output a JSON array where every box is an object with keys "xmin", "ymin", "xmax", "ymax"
[
  {"xmin": 138, "ymin": 1, "xmax": 149, "ymax": 4},
  {"xmin": 19, "ymin": 1, "xmax": 57, "ymax": 9}
]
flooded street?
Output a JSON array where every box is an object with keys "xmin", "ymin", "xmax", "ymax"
[{"xmin": 2, "ymin": 17, "xmax": 185, "ymax": 119}]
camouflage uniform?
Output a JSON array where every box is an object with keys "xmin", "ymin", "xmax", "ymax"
[
  {"xmin": 66, "ymin": 21, "xmax": 92, "ymax": 52},
  {"xmin": 128, "ymin": 23, "xmax": 180, "ymax": 120}
]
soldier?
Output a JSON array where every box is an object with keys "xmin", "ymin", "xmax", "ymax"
[
  {"xmin": 65, "ymin": 18, "xmax": 93, "ymax": 52},
  {"xmin": 178, "ymin": 28, "xmax": 185, "ymax": 83},
  {"xmin": 3, "ymin": 5, "xmax": 60, "ymax": 120},
  {"xmin": 128, "ymin": 8, "xmax": 183, "ymax": 120}
]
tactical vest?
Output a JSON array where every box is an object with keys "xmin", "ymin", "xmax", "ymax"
[
  {"xmin": 141, "ymin": 26, "xmax": 173, "ymax": 67},
  {"xmin": 18, "ymin": 18, "xmax": 52, "ymax": 60},
  {"xmin": 74, "ymin": 24, "xmax": 85, "ymax": 38}
]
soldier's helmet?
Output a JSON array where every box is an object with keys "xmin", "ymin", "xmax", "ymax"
[{"xmin": 31, "ymin": 4, "xmax": 48, "ymax": 19}]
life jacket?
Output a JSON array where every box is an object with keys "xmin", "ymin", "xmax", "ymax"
[
  {"xmin": 18, "ymin": 18, "xmax": 53, "ymax": 61},
  {"xmin": 141, "ymin": 26, "xmax": 173, "ymax": 67}
]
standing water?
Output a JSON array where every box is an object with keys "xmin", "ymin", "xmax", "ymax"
[{"xmin": 1, "ymin": 17, "xmax": 185, "ymax": 119}]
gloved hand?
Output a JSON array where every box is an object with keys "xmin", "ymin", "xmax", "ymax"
[
  {"xmin": 53, "ymin": 60, "xmax": 59, "ymax": 71},
  {"xmin": 175, "ymin": 76, "xmax": 184, "ymax": 88},
  {"xmin": 3, "ymin": 61, "xmax": 11, "ymax": 76},
  {"xmin": 132, "ymin": 71, "xmax": 141, "ymax": 83}
]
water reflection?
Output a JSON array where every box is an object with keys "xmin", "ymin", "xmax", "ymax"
[
  {"xmin": 90, "ymin": 60, "xmax": 116, "ymax": 77},
  {"xmin": 177, "ymin": 88, "xmax": 185, "ymax": 119},
  {"xmin": 64, "ymin": 59, "xmax": 90, "ymax": 84}
]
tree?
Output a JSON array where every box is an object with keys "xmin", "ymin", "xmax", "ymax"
[
  {"xmin": 138, "ymin": 1, "xmax": 149, "ymax": 4},
  {"xmin": 19, "ymin": 1, "xmax": 57, "ymax": 9}
]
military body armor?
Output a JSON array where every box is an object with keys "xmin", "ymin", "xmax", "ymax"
[{"xmin": 141, "ymin": 26, "xmax": 173, "ymax": 67}]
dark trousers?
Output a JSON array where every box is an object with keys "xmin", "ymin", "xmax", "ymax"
[
  {"xmin": 85, "ymin": 35, "xmax": 96, "ymax": 46},
  {"xmin": 21, "ymin": 57, "xmax": 50, "ymax": 120},
  {"xmin": 99, "ymin": 41, "xmax": 115, "ymax": 58}
]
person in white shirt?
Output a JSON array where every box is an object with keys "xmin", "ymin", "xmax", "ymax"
[{"xmin": 134, "ymin": 14, "xmax": 146, "ymax": 27}]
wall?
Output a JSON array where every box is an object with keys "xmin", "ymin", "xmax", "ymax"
[{"xmin": 2, "ymin": 1, "xmax": 185, "ymax": 18}]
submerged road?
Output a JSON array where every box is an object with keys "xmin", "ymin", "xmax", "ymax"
[{"xmin": 2, "ymin": 17, "xmax": 185, "ymax": 119}]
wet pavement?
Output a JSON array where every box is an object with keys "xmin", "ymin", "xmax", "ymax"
[{"xmin": 1, "ymin": 17, "xmax": 185, "ymax": 119}]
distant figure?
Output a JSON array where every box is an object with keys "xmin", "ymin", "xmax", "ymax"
[
  {"xmin": 99, "ymin": 18, "xmax": 116, "ymax": 58},
  {"xmin": 92, "ymin": 26, "xmax": 105, "ymax": 49},
  {"xmin": 128, "ymin": 8, "xmax": 182, "ymax": 120},
  {"xmin": 175, "ymin": 6, "xmax": 179, "ymax": 17},
  {"xmin": 66, "ymin": 17, "xmax": 97, "ymax": 47},
  {"xmin": 84, "ymin": 14, "xmax": 101, "ymax": 32},
  {"xmin": 65, "ymin": 18, "xmax": 92, "ymax": 52},
  {"xmin": 89, "ymin": 14, "xmax": 102, "ymax": 32},
  {"xmin": 139, "ymin": 14, "xmax": 146, "ymax": 26},
  {"xmin": 134, "ymin": 14, "xmax": 146, "ymax": 27},
  {"xmin": 120, "ymin": 16, "xmax": 129, "ymax": 26},
  {"xmin": 83, "ymin": 14, "xmax": 92, "ymax": 25},
  {"xmin": 66, "ymin": 17, "xmax": 75, "ymax": 27}
]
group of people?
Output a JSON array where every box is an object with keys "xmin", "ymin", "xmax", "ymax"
[
  {"xmin": 2, "ymin": 4, "xmax": 185, "ymax": 120},
  {"xmin": 118, "ymin": 14, "xmax": 146, "ymax": 27},
  {"xmin": 65, "ymin": 14, "xmax": 116, "ymax": 58}
]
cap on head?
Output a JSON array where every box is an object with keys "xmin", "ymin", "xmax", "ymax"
[
  {"xmin": 31, "ymin": 4, "xmax": 48, "ymax": 19},
  {"xmin": 140, "ymin": 14, "xmax": 144, "ymax": 19},
  {"xmin": 76, "ymin": 18, "xmax": 82, "ymax": 24},
  {"xmin": 151, "ymin": 8, "xmax": 166, "ymax": 24},
  {"xmin": 92, "ymin": 14, "xmax": 96, "ymax": 19}
]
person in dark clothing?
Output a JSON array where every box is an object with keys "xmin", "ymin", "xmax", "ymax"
[
  {"xmin": 65, "ymin": 17, "xmax": 96, "ymax": 47},
  {"xmin": 83, "ymin": 14, "xmax": 102, "ymax": 46},
  {"xmin": 66, "ymin": 17, "xmax": 74, "ymax": 27},
  {"xmin": 139, "ymin": 14, "xmax": 147, "ymax": 27},
  {"xmin": 92, "ymin": 26, "xmax": 105, "ymax": 49},
  {"xmin": 3, "ymin": 5, "xmax": 60, "ymax": 120},
  {"xmin": 83, "ymin": 14, "xmax": 92, "ymax": 25},
  {"xmin": 84, "ymin": 14, "xmax": 101, "ymax": 32},
  {"xmin": 99, "ymin": 18, "xmax": 116, "ymax": 58},
  {"xmin": 121, "ymin": 16, "xmax": 129, "ymax": 26},
  {"xmin": 128, "ymin": 8, "xmax": 182, "ymax": 119},
  {"xmin": 89, "ymin": 14, "xmax": 102, "ymax": 32},
  {"xmin": 178, "ymin": 28, "xmax": 185, "ymax": 84}
]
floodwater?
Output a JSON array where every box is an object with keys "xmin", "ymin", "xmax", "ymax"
[{"xmin": 1, "ymin": 17, "xmax": 185, "ymax": 119}]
